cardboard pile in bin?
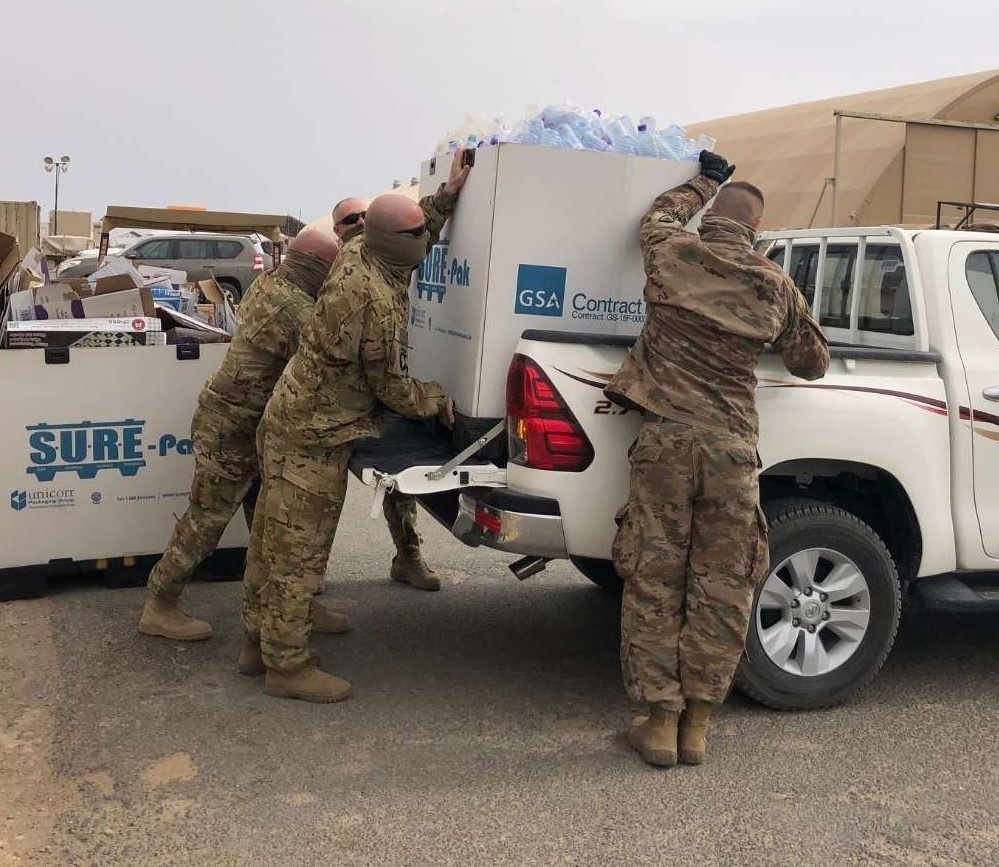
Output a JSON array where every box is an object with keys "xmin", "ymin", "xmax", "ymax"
[{"xmin": 0, "ymin": 241, "xmax": 238, "ymax": 349}]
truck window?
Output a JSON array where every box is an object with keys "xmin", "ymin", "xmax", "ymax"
[
  {"xmin": 215, "ymin": 240, "xmax": 243, "ymax": 259},
  {"xmin": 767, "ymin": 244, "xmax": 818, "ymax": 307},
  {"xmin": 176, "ymin": 239, "xmax": 213, "ymax": 259},
  {"xmin": 817, "ymin": 245, "xmax": 855, "ymax": 329},
  {"xmin": 857, "ymin": 245, "xmax": 913, "ymax": 336},
  {"xmin": 132, "ymin": 238, "xmax": 173, "ymax": 260},
  {"xmin": 966, "ymin": 252, "xmax": 999, "ymax": 340}
]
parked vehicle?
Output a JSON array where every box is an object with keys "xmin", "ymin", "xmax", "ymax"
[
  {"xmin": 374, "ymin": 224, "xmax": 999, "ymax": 710},
  {"xmin": 121, "ymin": 233, "xmax": 268, "ymax": 302},
  {"xmin": 57, "ymin": 233, "xmax": 270, "ymax": 301},
  {"xmin": 56, "ymin": 246, "xmax": 126, "ymax": 278}
]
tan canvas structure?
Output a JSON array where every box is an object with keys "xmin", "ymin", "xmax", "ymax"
[
  {"xmin": 100, "ymin": 206, "xmax": 285, "ymax": 242},
  {"xmin": 687, "ymin": 70, "xmax": 999, "ymax": 230}
]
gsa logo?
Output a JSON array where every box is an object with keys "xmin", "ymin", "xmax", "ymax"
[
  {"xmin": 10, "ymin": 490, "xmax": 27, "ymax": 512},
  {"xmin": 515, "ymin": 265, "xmax": 566, "ymax": 317}
]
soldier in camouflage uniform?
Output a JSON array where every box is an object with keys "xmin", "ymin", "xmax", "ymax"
[
  {"xmin": 331, "ymin": 197, "xmax": 439, "ymax": 592},
  {"xmin": 242, "ymin": 150, "xmax": 471, "ymax": 703},
  {"xmin": 605, "ymin": 152, "xmax": 830, "ymax": 767},
  {"xmin": 137, "ymin": 228, "xmax": 351, "ymax": 643}
]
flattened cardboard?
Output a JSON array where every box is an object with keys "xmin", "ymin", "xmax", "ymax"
[
  {"xmin": 0, "ymin": 232, "xmax": 18, "ymax": 288},
  {"xmin": 10, "ymin": 284, "xmax": 155, "ymax": 320},
  {"xmin": 197, "ymin": 278, "xmax": 239, "ymax": 335},
  {"xmin": 94, "ymin": 273, "xmax": 142, "ymax": 295}
]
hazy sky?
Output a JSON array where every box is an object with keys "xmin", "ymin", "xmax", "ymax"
[{"xmin": 6, "ymin": 0, "xmax": 999, "ymax": 226}]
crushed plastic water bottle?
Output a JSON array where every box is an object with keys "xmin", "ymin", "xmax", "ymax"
[
  {"xmin": 436, "ymin": 103, "xmax": 712, "ymax": 161},
  {"xmin": 635, "ymin": 124, "xmax": 657, "ymax": 157},
  {"xmin": 604, "ymin": 119, "xmax": 636, "ymax": 154}
]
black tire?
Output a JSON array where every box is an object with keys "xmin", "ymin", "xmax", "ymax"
[
  {"xmin": 217, "ymin": 279, "xmax": 242, "ymax": 305},
  {"xmin": 571, "ymin": 557, "xmax": 624, "ymax": 594},
  {"xmin": 736, "ymin": 499, "xmax": 901, "ymax": 710}
]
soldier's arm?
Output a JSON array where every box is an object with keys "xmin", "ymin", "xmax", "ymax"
[
  {"xmin": 773, "ymin": 280, "xmax": 830, "ymax": 381},
  {"xmin": 638, "ymin": 175, "xmax": 719, "ymax": 251},
  {"xmin": 360, "ymin": 299, "xmax": 449, "ymax": 418},
  {"xmin": 419, "ymin": 185, "xmax": 458, "ymax": 251}
]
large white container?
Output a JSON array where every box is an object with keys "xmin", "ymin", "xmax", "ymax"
[
  {"xmin": 0, "ymin": 345, "xmax": 247, "ymax": 571},
  {"xmin": 408, "ymin": 144, "xmax": 700, "ymax": 418}
]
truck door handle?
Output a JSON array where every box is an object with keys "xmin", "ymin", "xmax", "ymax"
[{"xmin": 984, "ymin": 387, "xmax": 999, "ymax": 402}]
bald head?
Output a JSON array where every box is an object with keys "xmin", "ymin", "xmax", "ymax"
[
  {"xmin": 708, "ymin": 182, "xmax": 765, "ymax": 230},
  {"xmin": 288, "ymin": 226, "xmax": 340, "ymax": 264},
  {"xmin": 332, "ymin": 198, "xmax": 367, "ymax": 239},
  {"xmin": 366, "ymin": 194, "xmax": 425, "ymax": 232}
]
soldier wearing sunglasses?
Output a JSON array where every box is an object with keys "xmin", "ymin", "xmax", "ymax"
[
  {"xmin": 330, "ymin": 196, "xmax": 440, "ymax": 592},
  {"xmin": 241, "ymin": 149, "xmax": 473, "ymax": 703}
]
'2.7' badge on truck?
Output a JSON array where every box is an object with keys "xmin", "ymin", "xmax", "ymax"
[{"xmin": 25, "ymin": 419, "xmax": 193, "ymax": 482}]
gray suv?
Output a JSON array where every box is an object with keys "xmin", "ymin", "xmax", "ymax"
[{"xmin": 122, "ymin": 233, "xmax": 269, "ymax": 302}]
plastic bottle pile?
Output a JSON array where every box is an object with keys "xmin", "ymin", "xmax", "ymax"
[{"xmin": 436, "ymin": 104, "xmax": 715, "ymax": 161}]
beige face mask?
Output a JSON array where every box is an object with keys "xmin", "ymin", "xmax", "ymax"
[{"xmin": 363, "ymin": 223, "xmax": 430, "ymax": 268}]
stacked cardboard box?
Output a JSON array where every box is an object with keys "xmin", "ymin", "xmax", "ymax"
[{"xmin": 0, "ymin": 241, "xmax": 239, "ymax": 349}]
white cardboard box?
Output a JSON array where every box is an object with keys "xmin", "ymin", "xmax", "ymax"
[
  {"xmin": 0, "ymin": 345, "xmax": 247, "ymax": 570},
  {"xmin": 408, "ymin": 144, "xmax": 701, "ymax": 418}
]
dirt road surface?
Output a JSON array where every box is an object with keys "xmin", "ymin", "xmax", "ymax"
[{"xmin": 3, "ymin": 480, "xmax": 999, "ymax": 865}]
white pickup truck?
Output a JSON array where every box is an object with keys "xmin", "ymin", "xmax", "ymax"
[{"xmin": 375, "ymin": 224, "xmax": 999, "ymax": 710}]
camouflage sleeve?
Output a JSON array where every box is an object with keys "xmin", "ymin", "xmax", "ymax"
[
  {"xmin": 419, "ymin": 184, "xmax": 458, "ymax": 250},
  {"xmin": 246, "ymin": 302, "xmax": 303, "ymax": 360},
  {"xmin": 772, "ymin": 279, "xmax": 830, "ymax": 381},
  {"xmin": 638, "ymin": 174, "xmax": 719, "ymax": 251},
  {"xmin": 360, "ymin": 297, "xmax": 449, "ymax": 418}
]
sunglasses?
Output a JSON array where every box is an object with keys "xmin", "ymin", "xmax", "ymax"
[
  {"xmin": 336, "ymin": 210, "xmax": 366, "ymax": 226},
  {"xmin": 397, "ymin": 222, "xmax": 428, "ymax": 237}
]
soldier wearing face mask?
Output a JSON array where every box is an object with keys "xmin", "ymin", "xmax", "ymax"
[
  {"xmin": 329, "ymin": 195, "xmax": 441, "ymax": 593},
  {"xmin": 241, "ymin": 151, "xmax": 472, "ymax": 703}
]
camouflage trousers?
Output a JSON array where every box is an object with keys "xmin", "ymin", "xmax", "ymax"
[
  {"xmin": 147, "ymin": 406, "xmax": 260, "ymax": 603},
  {"xmin": 613, "ymin": 419, "xmax": 769, "ymax": 711},
  {"xmin": 383, "ymin": 491, "xmax": 420, "ymax": 556},
  {"xmin": 242, "ymin": 427, "xmax": 353, "ymax": 671}
]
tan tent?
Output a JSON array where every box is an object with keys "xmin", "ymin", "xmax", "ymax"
[{"xmin": 686, "ymin": 70, "xmax": 999, "ymax": 229}]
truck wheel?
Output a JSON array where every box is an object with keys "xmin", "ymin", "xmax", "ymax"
[
  {"xmin": 570, "ymin": 557, "xmax": 623, "ymax": 594},
  {"xmin": 736, "ymin": 500, "xmax": 901, "ymax": 710},
  {"xmin": 217, "ymin": 279, "xmax": 242, "ymax": 305}
]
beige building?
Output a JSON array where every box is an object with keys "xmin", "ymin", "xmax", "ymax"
[{"xmin": 687, "ymin": 69, "xmax": 999, "ymax": 230}]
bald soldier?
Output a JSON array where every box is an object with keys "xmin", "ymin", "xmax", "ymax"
[
  {"xmin": 330, "ymin": 197, "xmax": 439, "ymax": 591},
  {"xmin": 606, "ymin": 152, "xmax": 830, "ymax": 767},
  {"xmin": 138, "ymin": 227, "xmax": 350, "ymax": 642},
  {"xmin": 241, "ymin": 151, "xmax": 471, "ymax": 702}
]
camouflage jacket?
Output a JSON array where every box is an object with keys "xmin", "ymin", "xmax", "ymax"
[
  {"xmin": 264, "ymin": 185, "xmax": 456, "ymax": 449},
  {"xmin": 606, "ymin": 175, "xmax": 830, "ymax": 443},
  {"xmin": 197, "ymin": 260, "xmax": 327, "ymax": 438}
]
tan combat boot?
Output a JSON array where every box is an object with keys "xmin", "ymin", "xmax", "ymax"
[
  {"xmin": 679, "ymin": 699, "xmax": 714, "ymax": 765},
  {"xmin": 137, "ymin": 595, "xmax": 212, "ymax": 641},
  {"xmin": 627, "ymin": 702, "xmax": 679, "ymax": 767},
  {"xmin": 311, "ymin": 600, "xmax": 352, "ymax": 634},
  {"xmin": 264, "ymin": 662, "xmax": 351, "ymax": 703},
  {"xmin": 390, "ymin": 551, "xmax": 441, "ymax": 591},
  {"xmin": 239, "ymin": 640, "xmax": 321, "ymax": 677}
]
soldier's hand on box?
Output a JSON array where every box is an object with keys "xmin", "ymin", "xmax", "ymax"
[
  {"xmin": 438, "ymin": 397, "xmax": 456, "ymax": 429},
  {"xmin": 445, "ymin": 148, "xmax": 472, "ymax": 196},
  {"xmin": 699, "ymin": 151, "xmax": 736, "ymax": 183}
]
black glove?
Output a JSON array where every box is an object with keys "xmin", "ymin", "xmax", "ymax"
[{"xmin": 699, "ymin": 150, "xmax": 735, "ymax": 183}]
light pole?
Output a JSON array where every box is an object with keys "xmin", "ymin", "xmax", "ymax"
[{"xmin": 43, "ymin": 155, "xmax": 71, "ymax": 235}]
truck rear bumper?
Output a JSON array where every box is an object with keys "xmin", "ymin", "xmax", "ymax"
[{"xmin": 452, "ymin": 489, "xmax": 568, "ymax": 559}]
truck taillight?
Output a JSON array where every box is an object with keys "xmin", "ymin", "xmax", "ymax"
[
  {"xmin": 506, "ymin": 354, "xmax": 594, "ymax": 472},
  {"xmin": 252, "ymin": 253, "xmax": 265, "ymax": 271}
]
